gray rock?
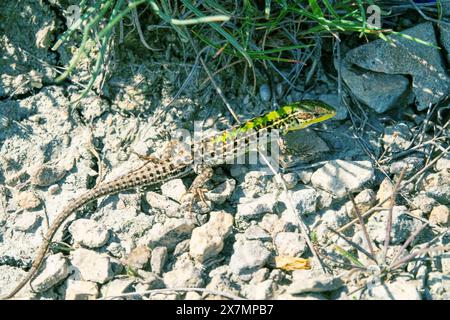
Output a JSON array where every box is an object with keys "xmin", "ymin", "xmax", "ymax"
[
  {"xmin": 345, "ymin": 22, "xmax": 450, "ymax": 111},
  {"xmin": 14, "ymin": 191, "xmax": 41, "ymax": 210},
  {"xmin": 145, "ymin": 218, "xmax": 195, "ymax": 250},
  {"xmin": 297, "ymin": 169, "xmax": 313, "ymax": 184},
  {"xmin": 274, "ymin": 232, "xmax": 307, "ymax": 257},
  {"xmin": 124, "ymin": 245, "xmax": 151, "ymax": 270},
  {"xmin": 30, "ymin": 162, "xmax": 67, "ymax": 187},
  {"xmin": 160, "ymin": 179, "xmax": 187, "ymax": 202},
  {"xmin": 412, "ymin": 193, "xmax": 438, "ymax": 214},
  {"xmin": 69, "ymin": 219, "xmax": 110, "ymax": 248},
  {"xmin": 173, "ymin": 239, "xmax": 190, "ymax": 256},
  {"xmin": 367, "ymin": 279, "xmax": 421, "ymax": 300},
  {"xmin": 243, "ymin": 280, "xmax": 273, "ymax": 299},
  {"xmin": 101, "ymin": 278, "xmax": 135, "ymax": 298},
  {"xmin": 311, "ymin": 160, "xmax": 374, "ymax": 198},
  {"xmin": 283, "ymin": 188, "xmax": 318, "ymax": 215},
  {"xmin": 341, "ymin": 60, "xmax": 409, "ymax": 113},
  {"xmin": 150, "ymin": 246, "xmax": 168, "ymax": 275},
  {"xmin": 31, "ymin": 253, "xmax": 70, "ymax": 293},
  {"xmin": 282, "ymin": 173, "xmax": 298, "ymax": 189},
  {"xmin": 422, "ymin": 171, "xmax": 450, "ymax": 205},
  {"xmin": 229, "ymin": 240, "xmax": 271, "ymax": 278},
  {"xmin": 288, "ymin": 271, "xmax": 344, "ymax": 294},
  {"xmin": 426, "ymin": 272, "xmax": 449, "ymax": 300},
  {"xmin": 189, "ymin": 211, "xmax": 234, "ymax": 262},
  {"xmin": 367, "ymin": 206, "xmax": 418, "ymax": 245},
  {"xmin": 13, "ymin": 211, "xmax": 39, "ymax": 232},
  {"xmin": 280, "ymin": 129, "xmax": 330, "ymax": 164},
  {"xmin": 205, "ymin": 179, "xmax": 236, "ymax": 204},
  {"xmin": 146, "ymin": 191, "xmax": 181, "ymax": 217},
  {"xmin": 65, "ymin": 279, "xmax": 99, "ymax": 300},
  {"xmin": 435, "ymin": 154, "xmax": 450, "ymax": 172},
  {"xmin": 259, "ymin": 84, "xmax": 271, "ymax": 102},
  {"xmin": 429, "ymin": 205, "xmax": 449, "ymax": 227},
  {"xmin": 243, "ymin": 225, "xmax": 271, "ymax": 241},
  {"xmin": 71, "ymin": 248, "xmax": 115, "ymax": 284},
  {"xmin": 383, "ymin": 123, "xmax": 413, "ymax": 153},
  {"xmin": 236, "ymin": 194, "xmax": 276, "ymax": 220},
  {"xmin": 390, "ymin": 156, "xmax": 424, "ymax": 176},
  {"xmin": 258, "ymin": 214, "xmax": 288, "ymax": 236},
  {"xmin": 163, "ymin": 258, "xmax": 204, "ymax": 288}
]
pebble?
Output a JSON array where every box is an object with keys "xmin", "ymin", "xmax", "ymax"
[
  {"xmin": 311, "ymin": 160, "xmax": 374, "ymax": 198},
  {"xmin": 31, "ymin": 253, "xmax": 70, "ymax": 293},
  {"xmin": 71, "ymin": 248, "xmax": 115, "ymax": 284},
  {"xmin": 390, "ymin": 156, "xmax": 424, "ymax": 176},
  {"xmin": 205, "ymin": 179, "xmax": 236, "ymax": 204},
  {"xmin": 376, "ymin": 178, "xmax": 395, "ymax": 208},
  {"xmin": 412, "ymin": 193, "xmax": 438, "ymax": 214},
  {"xmin": 124, "ymin": 245, "xmax": 151, "ymax": 270},
  {"xmin": 160, "ymin": 179, "xmax": 187, "ymax": 202},
  {"xmin": 435, "ymin": 154, "xmax": 450, "ymax": 172},
  {"xmin": 282, "ymin": 173, "xmax": 298, "ymax": 189},
  {"xmin": 236, "ymin": 194, "xmax": 276, "ymax": 220},
  {"xmin": 428, "ymin": 205, "xmax": 449, "ymax": 227},
  {"xmin": 274, "ymin": 232, "xmax": 307, "ymax": 257},
  {"xmin": 69, "ymin": 219, "xmax": 110, "ymax": 248},
  {"xmin": 258, "ymin": 214, "xmax": 288, "ymax": 237},
  {"xmin": 259, "ymin": 84, "xmax": 271, "ymax": 102},
  {"xmin": 189, "ymin": 211, "xmax": 234, "ymax": 263},
  {"xmin": 30, "ymin": 163, "xmax": 67, "ymax": 187},
  {"xmin": 173, "ymin": 239, "xmax": 190, "ymax": 257},
  {"xmin": 150, "ymin": 246, "xmax": 168, "ymax": 275},
  {"xmin": 351, "ymin": 189, "xmax": 376, "ymax": 215},
  {"xmin": 15, "ymin": 191, "xmax": 41, "ymax": 210},
  {"xmin": 283, "ymin": 188, "xmax": 318, "ymax": 215},
  {"xmin": 243, "ymin": 224, "xmax": 271, "ymax": 241},
  {"xmin": 288, "ymin": 271, "xmax": 344, "ymax": 294},
  {"xmin": 101, "ymin": 279, "xmax": 135, "ymax": 298},
  {"xmin": 48, "ymin": 184, "xmax": 61, "ymax": 195},
  {"xmin": 243, "ymin": 280, "xmax": 273, "ymax": 299},
  {"xmin": 65, "ymin": 279, "xmax": 99, "ymax": 300},
  {"xmin": 229, "ymin": 240, "xmax": 271, "ymax": 278},
  {"xmin": 367, "ymin": 206, "xmax": 417, "ymax": 245},
  {"xmin": 163, "ymin": 258, "xmax": 204, "ymax": 288},
  {"xmin": 146, "ymin": 191, "xmax": 181, "ymax": 217},
  {"xmin": 13, "ymin": 211, "xmax": 39, "ymax": 232},
  {"xmin": 145, "ymin": 218, "xmax": 195, "ymax": 250},
  {"xmin": 422, "ymin": 171, "xmax": 450, "ymax": 205},
  {"xmin": 297, "ymin": 169, "xmax": 313, "ymax": 184},
  {"xmin": 382, "ymin": 123, "xmax": 413, "ymax": 153}
]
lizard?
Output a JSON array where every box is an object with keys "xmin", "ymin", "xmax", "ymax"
[{"xmin": 2, "ymin": 100, "xmax": 336, "ymax": 299}]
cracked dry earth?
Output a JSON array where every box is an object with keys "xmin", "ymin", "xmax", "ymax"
[{"xmin": 0, "ymin": 1, "xmax": 449, "ymax": 300}]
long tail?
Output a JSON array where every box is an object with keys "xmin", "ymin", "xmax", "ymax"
[
  {"xmin": 2, "ymin": 189, "xmax": 99, "ymax": 299},
  {"xmin": 3, "ymin": 171, "xmax": 147, "ymax": 299}
]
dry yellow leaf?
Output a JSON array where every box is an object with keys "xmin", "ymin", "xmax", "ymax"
[{"xmin": 275, "ymin": 256, "xmax": 311, "ymax": 271}]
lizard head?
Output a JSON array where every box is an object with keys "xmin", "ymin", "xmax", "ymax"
[{"xmin": 262, "ymin": 100, "xmax": 336, "ymax": 133}]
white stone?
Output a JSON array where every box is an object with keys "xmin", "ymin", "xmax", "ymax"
[
  {"xmin": 71, "ymin": 248, "xmax": 114, "ymax": 284},
  {"xmin": 311, "ymin": 160, "xmax": 374, "ymax": 198},
  {"xmin": 274, "ymin": 232, "xmax": 307, "ymax": 257},
  {"xmin": 65, "ymin": 279, "xmax": 99, "ymax": 300},
  {"xmin": 189, "ymin": 211, "xmax": 234, "ymax": 262},
  {"xmin": 160, "ymin": 179, "xmax": 187, "ymax": 202},
  {"xmin": 69, "ymin": 219, "xmax": 110, "ymax": 248}
]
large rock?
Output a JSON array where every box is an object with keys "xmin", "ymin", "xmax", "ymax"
[
  {"xmin": 343, "ymin": 22, "xmax": 450, "ymax": 112},
  {"xmin": 311, "ymin": 160, "xmax": 374, "ymax": 198}
]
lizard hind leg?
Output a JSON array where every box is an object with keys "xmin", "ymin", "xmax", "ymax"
[{"xmin": 180, "ymin": 167, "xmax": 214, "ymax": 218}]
